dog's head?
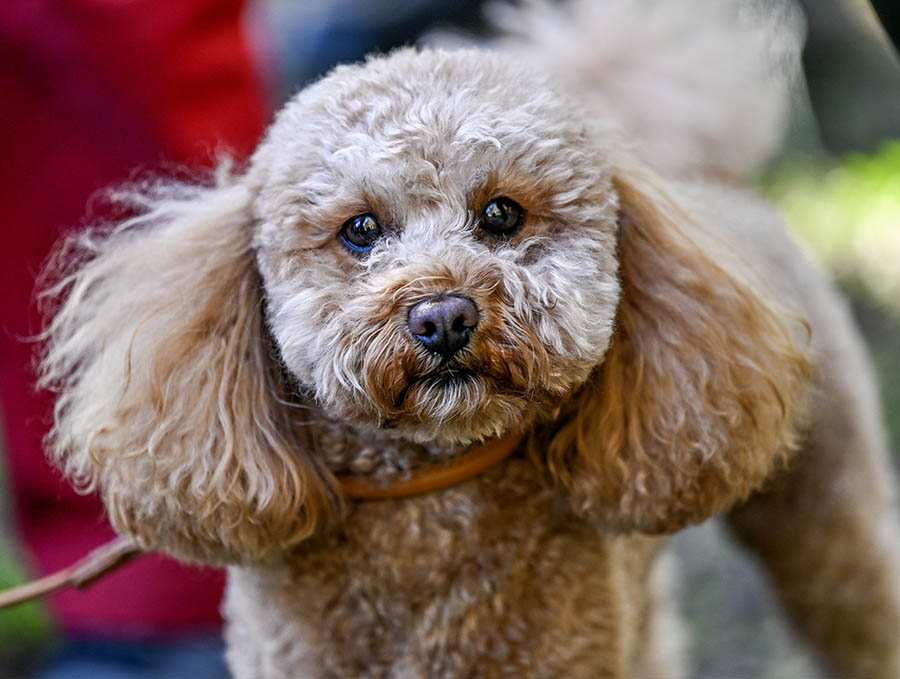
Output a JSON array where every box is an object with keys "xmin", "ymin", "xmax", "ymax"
[
  {"xmin": 41, "ymin": 49, "xmax": 809, "ymax": 562},
  {"xmin": 252, "ymin": 49, "xmax": 620, "ymax": 444}
]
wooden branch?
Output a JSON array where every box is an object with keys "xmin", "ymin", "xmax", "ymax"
[{"xmin": 0, "ymin": 536, "xmax": 142, "ymax": 610}]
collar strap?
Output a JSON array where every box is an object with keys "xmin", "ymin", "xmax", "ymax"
[{"xmin": 336, "ymin": 433, "xmax": 524, "ymax": 500}]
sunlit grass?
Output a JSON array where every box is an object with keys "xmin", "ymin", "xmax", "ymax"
[
  {"xmin": 764, "ymin": 140, "xmax": 900, "ymax": 314},
  {"xmin": 0, "ymin": 553, "xmax": 52, "ymax": 650},
  {"xmin": 763, "ymin": 141, "xmax": 900, "ymax": 456},
  {"xmin": 0, "ymin": 463, "xmax": 52, "ymax": 658}
]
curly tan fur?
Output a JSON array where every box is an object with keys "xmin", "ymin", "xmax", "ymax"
[
  {"xmin": 40, "ymin": 178, "xmax": 342, "ymax": 562},
  {"xmin": 39, "ymin": 2, "xmax": 900, "ymax": 677},
  {"xmin": 543, "ymin": 158, "xmax": 811, "ymax": 533}
]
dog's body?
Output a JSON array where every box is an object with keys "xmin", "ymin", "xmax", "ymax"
[
  {"xmin": 225, "ymin": 459, "xmax": 666, "ymax": 678},
  {"xmin": 40, "ymin": 2, "xmax": 900, "ymax": 677},
  {"xmin": 222, "ymin": 180, "xmax": 900, "ymax": 679}
]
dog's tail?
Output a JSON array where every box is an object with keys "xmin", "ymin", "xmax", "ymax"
[{"xmin": 490, "ymin": 0, "xmax": 804, "ymax": 180}]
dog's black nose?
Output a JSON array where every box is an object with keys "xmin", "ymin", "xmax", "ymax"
[{"xmin": 407, "ymin": 295, "xmax": 479, "ymax": 359}]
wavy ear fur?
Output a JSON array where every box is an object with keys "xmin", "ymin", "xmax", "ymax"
[
  {"xmin": 544, "ymin": 158, "xmax": 811, "ymax": 533},
  {"xmin": 40, "ymin": 172, "xmax": 340, "ymax": 563}
]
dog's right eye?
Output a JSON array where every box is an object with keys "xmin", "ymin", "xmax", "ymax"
[
  {"xmin": 480, "ymin": 197, "xmax": 524, "ymax": 237},
  {"xmin": 339, "ymin": 213, "xmax": 383, "ymax": 252}
]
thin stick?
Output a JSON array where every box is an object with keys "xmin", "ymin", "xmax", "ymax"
[{"xmin": 0, "ymin": 536, "xmax": 142, "ymax": 610}]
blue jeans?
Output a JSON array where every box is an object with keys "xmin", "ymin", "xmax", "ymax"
[{"xmin": 35, "ymin": 636, "xmax": 230, "ymax": 679}]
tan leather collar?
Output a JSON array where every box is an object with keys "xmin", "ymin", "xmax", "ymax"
[{"xmin": 336, "ymin": 433, "xmax": 524, "ymax": 500}]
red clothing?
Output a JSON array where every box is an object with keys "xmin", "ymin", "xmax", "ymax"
[{"xmin": 0, "ymin": 0, "xmax": 268, "ymax": 635}]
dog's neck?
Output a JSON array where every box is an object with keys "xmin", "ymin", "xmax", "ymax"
[
  {"xmin": 308, "ymin": 414, "xmax": 474, "ymax": 484},
  {"xmin": 336, "ymin": 433, "xmax": 525, "ymax": 500}
]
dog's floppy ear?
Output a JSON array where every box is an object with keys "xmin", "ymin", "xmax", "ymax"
[
  {"xmin": 40, "ymin": 171, "xmax": 340, "ymax": 563},
  {"xmin": 543, "ymin": 157, "xmax": 810, "ymax": 533}
]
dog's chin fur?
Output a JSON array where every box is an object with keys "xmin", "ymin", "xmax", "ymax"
[{"xmin": 323, "ymin": 370, "xmax": 579, "ymax": 447}]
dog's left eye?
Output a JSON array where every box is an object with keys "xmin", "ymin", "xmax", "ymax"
[
  {"xmin": 480, "ymin": 197, "xmax": 524, "ymax": 237},
  {"xmin": 339, "ymin": 213, "xmax": 383, "ymax": 252}
]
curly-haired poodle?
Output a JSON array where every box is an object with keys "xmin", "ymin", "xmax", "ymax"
[{"xmin": 40, "ymin": 1, "xmax": 900, "ymax": 677}]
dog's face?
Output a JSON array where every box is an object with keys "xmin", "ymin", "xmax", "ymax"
[{"xmin": 252, "ymin": 49, "xmax": 620, "ymax": 444}]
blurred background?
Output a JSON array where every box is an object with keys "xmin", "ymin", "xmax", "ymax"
[{"xmin": 0, "ymin": 0, "xmax": 898, "ymax": 677}]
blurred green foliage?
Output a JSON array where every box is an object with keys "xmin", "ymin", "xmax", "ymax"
[
  {"xmin": 0, "ymin": 555, "xmax": 51, "ymax": 645},
  {"xmin": 0, "ymin": 559, "xmax": 53, "ymax": 677},
  {"xmin": 0, "ymin": 458, "xmax": 52, "ymax": 670},
  {"xmin": 763, "ymin": 141, "xmax": 900, "ymax": 456},
  {"xmin": 764, "ymin": 140, "xmax": 900, "ymax": 312}
]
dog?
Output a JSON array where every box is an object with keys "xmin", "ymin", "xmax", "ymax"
[{"xmin": 39, "ymin": 1, "xmax": 900, "ymax": 676}]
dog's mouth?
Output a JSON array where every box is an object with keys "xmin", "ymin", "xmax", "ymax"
[
  {"xmin": 393, "ymin": 365, "xmax": 478, "ymax": 408},
  {"xmin": 353, "ymin": 328, "xmax": 576, "ymax": 441},
  {"xmin": 421, "ymin": 366, "xmax": 477, "ymax": 387}
]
